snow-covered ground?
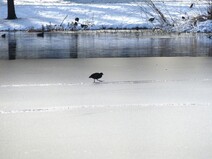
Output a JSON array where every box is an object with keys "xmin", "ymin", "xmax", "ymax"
[
  {"xmin": 0, "ymin": 0, "xmax": 212, "ymax": 32},
  {"xmin": 0, "ymin": 57, "xmax": 212, "ymax": 159}
]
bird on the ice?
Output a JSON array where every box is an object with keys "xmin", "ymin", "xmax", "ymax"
[
  {"xmin": 1, "ymin": 34, "xmax": 6, "ymax": 38},
  {"xmin": 89, "ymin": 72, "xmax": 103, "ymax": 82},
  {"xmin": 37, "ymin": 32, "xmax": 44, "ymax": 37}
]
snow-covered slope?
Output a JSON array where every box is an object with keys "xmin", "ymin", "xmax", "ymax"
[{"xmin": 0, "ymin": 0, "xmax": 212, "ymax": 32}]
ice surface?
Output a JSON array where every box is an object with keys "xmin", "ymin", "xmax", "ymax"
[
  {"xmin": 1, "ymin": 57, "xmax": 212, "ymax": 110},
  {"xmin": 0, "ymin": 57, "xmax": 212, "ymax": 159}
]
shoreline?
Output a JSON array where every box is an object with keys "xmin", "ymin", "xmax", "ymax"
[{"xmin": 1, "ymin": 28, "xmax": 212, "ymax": 34}]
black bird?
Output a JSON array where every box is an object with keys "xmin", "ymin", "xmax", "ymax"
[
  {"xmin": 89, "ymin": 72, "xmax": 103, "ymax": 82},
  {"xmin": 148, "ymin": 17, "xmax": 155, "ymax": 22},
  {"xmin": 37, "ymin": 32, "xmax": 44, "ymax": 37},
  {"xmin": 1, "ymin": 34, "xmax": 6, "ymax": 38},
  {"xmin": 75, "ymin": 17, "xmax": 79, "ymax": 22},
  {"xmin": 81, "ymin": 24, "xmax": 88, "ymax": 29},
  {"xmin": 207, "ymin": 34, "xmax": 212, "ymax": 39},
  {"xmin": 190, "ymin": 3, "xmax": 194, "ymax": 8}
]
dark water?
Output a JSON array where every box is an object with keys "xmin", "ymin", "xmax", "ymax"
[{"xmin": 0, "ymin": 31, "xmax": 211, "ymax": 59}]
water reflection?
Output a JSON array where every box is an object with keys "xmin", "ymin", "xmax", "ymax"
[
  {"xmin": 0, "ymin": 31, "xmax": 211, "ymax": 59},
  {"xmin": 70, "ymin": 34, "xmax": 78, "ymax": 58},
  {"xmin": 8, "ymin": 33, "xmax": 17, "ymax": 60}
]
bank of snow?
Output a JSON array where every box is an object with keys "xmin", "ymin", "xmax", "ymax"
[{"xmin": 0, "ymin": 0, "xmax": 212, "ymax": 32}]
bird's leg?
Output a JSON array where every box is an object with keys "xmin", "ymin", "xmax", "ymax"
[
  {"xmin": 97, "ymin": 79, "xmax": 103, "ymax": 82},
  {"xmin": 93, "ymin": 79, "xmax": 95, "ymax": 83}
]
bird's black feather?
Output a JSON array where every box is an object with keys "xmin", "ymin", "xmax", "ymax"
[
  {"xmin": 1, "ymin": 34, "xmax": 6, "ymax": 38},
  {"xmin": 89, "ymin": 72, "xmax": 103, "ymax": 82}
]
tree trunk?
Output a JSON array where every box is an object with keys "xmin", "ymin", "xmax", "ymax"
[{"xmin": 7, "ymin": 0, "xmax": 17, "ymax": 19}]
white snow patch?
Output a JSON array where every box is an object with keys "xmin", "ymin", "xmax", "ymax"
[{"xmin": 0, "ymin": 0, "xmax": 212, "ymax": 32}]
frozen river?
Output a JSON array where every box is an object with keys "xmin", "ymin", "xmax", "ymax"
[
  {"xmin": 0, "ymin": 29, "xmax": 212, "ymax": 159},
  {"xmin": 0, "ymin": 57, "xmax": 212, "ymax": 159}
]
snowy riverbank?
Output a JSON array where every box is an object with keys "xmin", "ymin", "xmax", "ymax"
[{"xmin": 0, "ymin": 0, "xmax": 212, "ymax": 32}]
